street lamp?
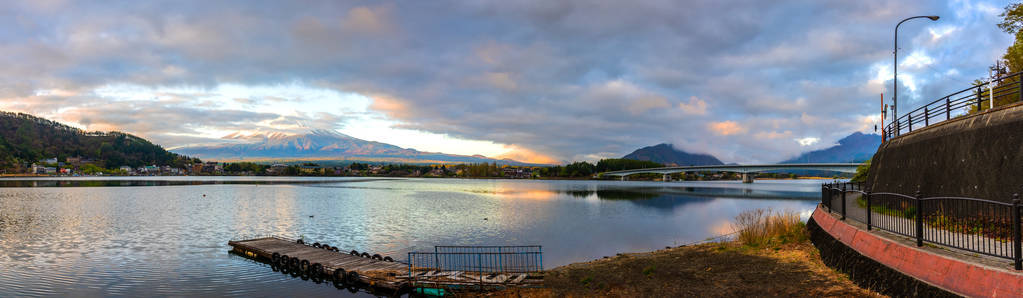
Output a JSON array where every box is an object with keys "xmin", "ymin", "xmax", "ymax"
[{"xmin": 893, "ymin": 15, "xmax": 939, "ymax": 135}]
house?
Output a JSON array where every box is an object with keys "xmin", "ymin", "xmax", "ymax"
[
  {"xmin": 119, "ymin": 166, "xmax": 134, "ymax": 174},
  {"xmin": 267, "ymin": 164, "xmax": 288, "ymax": 175}
]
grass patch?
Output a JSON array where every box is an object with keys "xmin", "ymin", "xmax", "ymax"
[{"xmin": 733, "ymin": 209, "xmax": 807, "ymax": 247}]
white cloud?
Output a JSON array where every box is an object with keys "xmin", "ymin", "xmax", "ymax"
[{"xmin": 795, "ymin": 137, "xmax": 819, "ymax": 146}]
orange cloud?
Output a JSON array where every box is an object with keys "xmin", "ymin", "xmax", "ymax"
[
  {"xmin": 367, "ymin": 94, "xmax": 412, "ymax": 119},
  {"xmin": 708, "ymin": 121, "xmax": 745, "ymax": 136},
  {"xmin": 496, "ymin": 145, "xmax": 559, "ymax": 164},
  {"xmin": 341, "ymin": 5, "xmax": 395, "ymax": 36}
]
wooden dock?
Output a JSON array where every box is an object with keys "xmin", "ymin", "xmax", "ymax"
[
  {"xmin": 228, "ymin": 236, "xmax": 543, "ymax": 293},
  {"xmin": 229, "ymin": 236, "xmax": 409, "ymax": 291}
]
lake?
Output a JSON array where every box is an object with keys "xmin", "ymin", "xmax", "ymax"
[{"xmin": 0, "ymin": 177, "xmax": 827, "ymax": 297}]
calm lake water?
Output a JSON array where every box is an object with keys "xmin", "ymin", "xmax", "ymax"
[{"xmin": 0, "ymin": 177, "xmax": 826, "ymax": 297}]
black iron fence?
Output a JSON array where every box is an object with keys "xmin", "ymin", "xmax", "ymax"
[
  {"xmin": 407, "ymin": 245, "xmax": 542, "ymax": 286},
  {"xmin": 885, "ymin": 71, "xmax": 1023, "ymax": 139},
  {"xmin": 822, "ymin": 182, "xmax": 1023, "ymax": 270}
]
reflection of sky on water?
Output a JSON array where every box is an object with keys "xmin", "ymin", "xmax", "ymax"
[{"xmin": 0, "ymin": 178, "xmax": 825, "ymax": 296}]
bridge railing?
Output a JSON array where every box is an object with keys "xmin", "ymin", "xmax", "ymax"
[
  {"xmin": 822, "ymin": 181, "xmax": 1023, "ymax": 270},
  {"xmin": 885, "ymin": 71, "xmax": 1023, "ymax": 139}
]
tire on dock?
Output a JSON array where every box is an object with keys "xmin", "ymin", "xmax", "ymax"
[
  {"xmin": 332, "ymin": 268, "xmax": 346, "ymax": 284},
  {"xmin": 313, "ymin": 242, "xmax": 321, "ymax": 248},
  {"xmin": 289, "ymin": 257, "xmax": 300, "ymax": 269},
  {"xmin": 371, "ymin": 254, "xmax": 382, "ymax": 260},
  {"xmin": 310, "ymin": 263, "xmax": 323, "ymax": 276},
  {"xmin": 300, "ymin": 259, "xmax": 310, "ymax": 272},
  {"xmin": 346, "ymin": 271, "xmax": 360, "ymax": 284},
  {"xmin": 350, "ymin": 250, "xmax": 359, "ymax": 256},
  {"xmin": 383, "ymin": 256, "xmax": 394, "ymax": 262},
  {"xmin": 271, "ymin": 252, "xmax": 281, "ymax": 264},
  {"xmin": 360, "ymin": 252, "xmax": 370, "ymax": 258}
]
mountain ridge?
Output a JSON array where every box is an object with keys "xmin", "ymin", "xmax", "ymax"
[
  {"xmin": 621, "ymin": 143, "xmax": 724, "ymax": 166},
  {"xmin": 172, "ymin": 130, "xmax": 544, "ymax": 165},
  {"xmin": 780, "ymin": 132, "xmax": 880, "ymax": 164}
]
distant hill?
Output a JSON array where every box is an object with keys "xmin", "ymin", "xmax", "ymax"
[
  {"xmin": 172, "ymin": 129, "xmax": 541, "ymax": 165},
  {"xmin": 781, "ymin": 132, "xmax": 880, "ymax": 164},
  {"xmin": 622, "ymin": 143, "xmax": 723, "ymax": 166},
  {"xmin": 0, "ymin": 111, "xmax": 194, "ymax": 169}
]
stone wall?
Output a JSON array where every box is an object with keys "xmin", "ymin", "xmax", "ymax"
[{"xmin": 866, "ymin": 103, "xmax": 1023, "ymax": 202}]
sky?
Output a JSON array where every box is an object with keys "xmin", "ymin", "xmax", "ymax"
[{"xmin": 0, "ymin": 0, "xmax": 1013, "ymax": 164}]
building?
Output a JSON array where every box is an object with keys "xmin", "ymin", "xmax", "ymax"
[{"xmin": 267, "ymin": 164, "xmax": 288, "ymax": 175}]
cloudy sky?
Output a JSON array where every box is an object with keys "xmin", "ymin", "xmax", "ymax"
[{"xmin": 0, "ymin": 0, "xmax": 1013, "ymax": 164}]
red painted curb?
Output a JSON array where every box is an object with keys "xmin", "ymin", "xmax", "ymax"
[{"xmin": 812, "ymin": 205, "xmax": 1023, "ymax": 298}]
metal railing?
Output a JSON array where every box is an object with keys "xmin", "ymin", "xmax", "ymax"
[
  {"xmin": 822, "ymin": 182, "xmax": 1023, "ymax": 270},
  {"xmin": 407, "ymin": 245, "xmax": 542, "ymax": 287},
  {"xmin": 885, "ymin": 72, "xmax": 1023, "ymax": 139}
]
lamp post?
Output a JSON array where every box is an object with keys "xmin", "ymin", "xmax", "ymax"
[{"xmin": 893, "ymin": 15, "xmax": 939, "ymax": 135}]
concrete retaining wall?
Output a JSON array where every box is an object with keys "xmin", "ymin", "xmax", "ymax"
[
  {"xmin": 809, "ymin": 205, "xmax": 1023, "ymax": 297},
  {"xmin": 866, "ymin": 103, "xmax": 1023, "ymax": 202}
]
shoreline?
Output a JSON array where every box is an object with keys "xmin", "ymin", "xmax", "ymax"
[{"xmin": 485, "ymin": 239, "xmax": 880, "ymax": 297}]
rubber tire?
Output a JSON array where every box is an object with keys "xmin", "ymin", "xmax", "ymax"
[
  {"xmin": 350, "ymin": 250, "xmax": 359, "ymax": 256},
  {"xmin": 290, "ymin": 257, "xmax": 300, "ymax": 269},
  {"xmin": 313, "ymin": 242, "xmax": 321, "ymax": 248},
  {"xmin": 271, "ymin": 252, "xmax": 281, "ymax": 264},
  {"xmin": 383, "ymin": 256, "xmax": 394, "ymax": 262},
  {"xmin": 346, "ymin": 271, "xmax": 360, "ymax": 284},
  {"xmin": 280, "ymin": 254, "xmax": 290, "ymax": 266},
  {"xmin": 321, "ymin": 244, "xmax": 330, "ymax": 250},
  {"xmin": 296, "ymin": 239, "xmax": 304, "ymax": 245},
  {"xmin": 331, "ymin": 247, "xmax": 340, "ymax": 252},
  {"xmin": 360, "ymin": 252, "xmax": 371, "ymax": 258},
  {"xmin": 310, "ymin": 263, "xmax": 323, "ymax": 277},
  {"xmin": 333, "ymin": 268, "xmax": 346, "ymax": 283},
  {"xmin": 372, "ymin": 254, "xmax": 382, "ymax": 260},
  {"xmin": 300, "ymin": 259, "xmax": 310, "ymax": 272}
]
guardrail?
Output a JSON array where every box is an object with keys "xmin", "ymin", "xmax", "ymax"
[
  {"xmin": 885, "ymin": 72, "xmax": 1023, "ymax": 139},
  {"xmin": 822, "ymin": 182, "xmax": 1023, "ymax": 270}
]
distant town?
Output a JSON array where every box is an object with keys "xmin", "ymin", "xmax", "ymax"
[{"xmin": 6, "ymin": 157, "xmax": 814, "ymax": 181}]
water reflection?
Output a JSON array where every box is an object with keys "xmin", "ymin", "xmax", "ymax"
[{"xmin": 0, "ymin": 178, "xmax": 825, "ymax": 296}]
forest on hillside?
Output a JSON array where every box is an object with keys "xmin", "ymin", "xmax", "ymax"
[{"xmin": 0, "ymin": 111, "xmax": 197, "ymax": 171}]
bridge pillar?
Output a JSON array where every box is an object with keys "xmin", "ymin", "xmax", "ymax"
[{"xmin": 741, "ymin": 173, "xmax": 755, "ymax": 183}]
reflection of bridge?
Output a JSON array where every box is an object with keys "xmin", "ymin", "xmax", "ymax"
[{"xmin": 601, "ymin": 163, "xmax": 860, "ymax": 183}]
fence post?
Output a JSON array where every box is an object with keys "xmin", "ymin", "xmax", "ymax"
[
  {"xmin": 946, "ymin": 96, "xmax": 951, "ymax": 120},
  {"xmin": 1013, "ymin": 196, "xmax": 1021, "ymax": 270},
  {"xmin": 924, "ymin": 107, "xmax": 929, "ymax": 126},
  {"xmin": 866, "ymin": 190, "xmax": 872, "ymax": 231},
  {"xmin": 908, "ymin": 114, "xmax": 912, "ymax": 131},
  {"xmin": 841, "ymin": 183, "xmax": 847, "ymax": 220},
  {"xmin": 915, "ymin": 190, "xmax": 923, "ymax": 247},
  {"xmin": 977, "ymin": 85, "xmax": 983, "ymax": 112}
]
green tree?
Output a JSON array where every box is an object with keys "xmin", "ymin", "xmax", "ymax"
[{"xmin": 1000, "ymin": 3, "xmax": 1023, "ymax": 73}]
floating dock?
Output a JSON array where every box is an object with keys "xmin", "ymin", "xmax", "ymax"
[{"xmin": 228, "ymin": 236, "xmax": 543, "ymax": 293}]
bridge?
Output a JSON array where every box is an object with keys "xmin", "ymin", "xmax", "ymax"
[{"xmin": 600, "ymin": 163, "xmax": 860, "ymax": 183}]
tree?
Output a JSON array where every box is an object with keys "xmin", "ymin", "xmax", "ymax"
[{"xmin": 1000, "ymin": 3, "xmax": 1023, "ymax": 73}]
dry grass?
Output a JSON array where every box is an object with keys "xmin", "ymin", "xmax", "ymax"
[
  {"xmin": 733, "ymin": 209, "xmax": 807, "ymax": 247},
  {"xmin": 478, "ymin": 242, "xmax": 881, "ymax": 298},
  {"xmin": 480, "ymin": 209, "xmax": 879, "ymax": 297}
]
